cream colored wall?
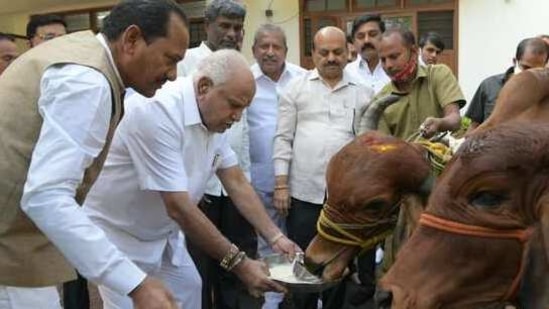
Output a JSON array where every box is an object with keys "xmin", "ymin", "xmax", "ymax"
[
  {"xmin": 241, "ymin": 0, "xmax": 300, "ymax": 65},
  {"xmin": 458, "ymin": 0, "xmax": 549, "ymax": 103},
  {"xmin": 0, "ymin": 0, "xmax": 117, "ymax": 35}
]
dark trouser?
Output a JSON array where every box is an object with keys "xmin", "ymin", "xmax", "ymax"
[
  {"xmin": 286, "ymin": 198, "xmax": 376, "ymax": 309},
  {"xmin": 187, "ymin": 194, "xmax": 262, "ymax": 309},
  {"xmin": 63, "ymin": 272, "xmax": 89, "ymax": 309}
]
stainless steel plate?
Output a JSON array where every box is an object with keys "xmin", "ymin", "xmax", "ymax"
[{"xmin": 262, "ymin": 253, "xmax": 340, "ymax": 293}]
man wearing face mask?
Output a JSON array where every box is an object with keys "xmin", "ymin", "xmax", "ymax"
[
  {"xmin": 466, "ymin": 37, "xmax": 548, "ymax": 131},
  {"xmin": 359, "ymin": 29, "xmax": 465, "ymax": 140},
  {"xmin": 356, "ymin": 28, "xmax": 464, "ymax": 277},
  {"xmin": 345, "ymin": 14, "xmax": 390, "ymax": 94}
]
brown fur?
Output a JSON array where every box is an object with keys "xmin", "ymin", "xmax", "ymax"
[{"xmin": 381, "ymin": 122, "xmax": 549, "ymax": 308}]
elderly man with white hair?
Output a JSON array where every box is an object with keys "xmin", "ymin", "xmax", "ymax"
[{"xmin": 82, "ymin": 49, "xmax": 299, "ymax": 309}]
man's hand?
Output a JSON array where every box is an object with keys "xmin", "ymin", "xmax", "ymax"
[
  {"xmin": 130, "ymin": 276, "xmax": 177, "ymax": 309},
  {"xmin": 273, "ymin": 187, "xmax": 290, "ymax": 216},
  {"xmin": 272, "ymin": 235, "xmax": 302, "ymax": 260},
  {"xmin": 420, "ymin": 117, "xmax": 443, "ymax": 138},
  {"xmin": 232, "ymin": 257, "xmax": 287, "ymax": 296}
]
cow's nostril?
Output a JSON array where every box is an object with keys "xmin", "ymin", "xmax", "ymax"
[
  {"xmin": 303, "ymin": 256, "xmax": 325, "ymax": 277},
  {"xmin": 374, "ymin": 288, "xmax": 393, "ymax": 309}
]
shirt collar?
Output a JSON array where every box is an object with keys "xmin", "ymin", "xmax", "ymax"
[
  {"xmin": 418, "ymin": 54, "xmax": 427, "ymax": 67},
  {"xmin": 96, "ymin": 33, "xmax": 125, "ymax": 88},
  {"xmin": 198, "ymin": 41, "xmax": 213, "ymax": 54},
  {"xmin": 251, "ymin": 62, "xmax": 290, "ymax": 81},
  {"xmin": 358, "ymin": 56, "xmax": 383, "ymax": 74},
  {"xmin": 502, "ymin": 66, "xmax": 515, "ymax": 84},
  {"xmin": 309, "ymin": 68, "xmax": 356, "ymax": 90},
  {"xmin": 182, "ymin": 77, "xmax": 202, "ymax": 126}
]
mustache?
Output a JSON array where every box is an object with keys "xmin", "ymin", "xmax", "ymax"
[
  {"xmin": 262, "ymin": 55, "xmax": 278, "ymax": 62},
  {"xmin": 219, "ymin": 40, "xmax": 239, "ymax": 49},
  {"xmin": 361, "ymin": 43, "xmax": 375, "ymax": 52}
]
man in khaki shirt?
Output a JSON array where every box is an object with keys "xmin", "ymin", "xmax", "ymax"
[
  {"xmin": 273, "ymin": 26, "xmax": 374, "ymax": 309},
  {"xmin": 362, "ymin": 29, "xmax": 465, "ymax": 140},
  {"xmin": 358, "ymin": 29, "xmax": 465, "ymax": 274}
]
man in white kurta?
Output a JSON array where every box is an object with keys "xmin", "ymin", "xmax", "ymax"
[
  {"xmin": 85, "ymin": 76, "xmax": 227, "ymax": 309},
  {"xmin": 177, "ymin": 2, "xmax": 259, "ymax": 309},
  {"xmin": 345, "ymin": 14, "xmax": 390, "ymax": 94},
  {"xmin": 84, "ymin": 50, "xmax": 297, "ymax": 309},
  {"xmin": 247, "ymin": 23, "xmax": 307, "ymax": 309}
]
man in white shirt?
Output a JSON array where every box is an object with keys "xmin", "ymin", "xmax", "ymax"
[
  {"xmin": 177, "ymin": 2, "xmax": 259, "ymax": 309},
  {"xmin": 247, "ymin": 24, "xmax": 307, "ymax": 309},
  {"xmin": 345, "ymin": 14, "xmax": 390, "ymax": 94},
  {"xmin": 26, "ymin": 14, "xmax": 67, "ymax": 48},
  {"xmin": 177, "ymin": 0, "xmax": 244, "ymax": 76},
  {"xmin": 0, "ymin": 1, "xmax": 189, "ymax": 309},
  {"xmin": 273, "ymin": 26, "xmax": 373, "ymax": 309},
  {"xmin": 84, "ymin": 49, "xmax": 299, "ymax": 309}
]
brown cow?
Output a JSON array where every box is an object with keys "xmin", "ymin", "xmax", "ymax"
[
  {"xmin": 305, "ymin": 68, "xmax": 549, "ymax": 308},
  {"xmin": 377, "ymin": 122, "xmax": 549, "ymax": 309},
  {"xmin": 304, "ymin": 131, "xmax": 431, "ymax": 280}
]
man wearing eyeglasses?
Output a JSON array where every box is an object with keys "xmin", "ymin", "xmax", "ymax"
[
  {"xmin": 0, "ymin": 33, "xmax": 18, "ymax": 76},
  {"xmin": 26, "ymin": 14, "xmax": 67, "ymax": 48}
]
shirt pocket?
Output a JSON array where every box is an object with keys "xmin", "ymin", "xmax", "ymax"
[{"xmin": 329, "ymin": 98, "xmax": 355, "ymax": 134}]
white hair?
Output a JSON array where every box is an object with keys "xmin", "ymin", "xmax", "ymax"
[{"xmin": 193, "ymin": 49, "xmax": 249, "ymax": 86}]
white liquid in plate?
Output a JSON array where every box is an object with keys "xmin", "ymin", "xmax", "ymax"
[{"xmin": 268, "ymin": 264, "xmax": 319, "ymax": 284}]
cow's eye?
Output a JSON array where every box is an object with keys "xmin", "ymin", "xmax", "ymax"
[
  {"xmin": 469, "ymin": 191, "xmax": 507, "ymax": 208},
  {"xmin": 364, "ymin": 199, "xmax": 388, "ymax": 212}
]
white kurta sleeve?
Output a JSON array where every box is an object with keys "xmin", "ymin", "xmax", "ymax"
[{"xmin": 21, "ymin": 64, "xmax": 146, "ymax": 295}]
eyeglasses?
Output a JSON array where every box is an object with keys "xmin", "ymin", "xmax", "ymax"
[{"xmin": 35, "ymin": 33, "xmax": 63, "ymax": 41}]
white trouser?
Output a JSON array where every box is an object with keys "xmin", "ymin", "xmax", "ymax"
[
  {"xmin": 0, "ymin": 286, "xmax": 61, "ymax": 309},
  {"xmin": 98, "ymin": 245, "xmax": 202, "ymax": 309},
  {"xmin": 255, "ymin": 189, "xmax": 286, "ymax": 309}
]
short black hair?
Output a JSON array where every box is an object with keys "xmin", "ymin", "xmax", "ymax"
[
  {"xmin": 351, "ymin": 14, "xmax": 385, "ymax": 40},
  {"xmin": 204, "ymin": 0, "xmax": 246, "ymax": 23},
  {"xmin": 26, "ymin": 14, "xmax": 67, "ymax": 39},
  {"xmin": 516, "ymin": 37, "xmax": 549, "ymax": 62},
  {"xmin": 383, "ymin": 28, "xmax": 416, "ymax": 48},
  {"xmin": 0, "ymin": 32, "xmax": 15, "ymax": 42},
  {"xmin": 102, "ymin": 0, "xmax": 188, "ymax": 43},
  {"xmin": 419, "ymin": 31, "xmax": 444, "ymax": 51}
]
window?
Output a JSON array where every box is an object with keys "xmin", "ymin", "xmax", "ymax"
[
  {"xmin": 418, "ymin": 11, "xmax": 454, "ymax": 49},
  {"xmin": 38, "ymin": 0, "xmax": 206, "ymax": 34},
  {"xmin": 300, "ymin": 0, "xmax": 457, "ymax": 73},
  {"xmin": 189, "ymin": 20, "xmax": 207, "ymax": 48},
  {"xmin": 355, "ymin": 0, "xmax": 399, "ymax": 9},
  {"xmin": 406, "ymin": 0, "xmax": 453, "ymax": 6},
  {"xmin": 306, "ymin": 0, "xmax": 346, "ymax": 12},
  {"xmin": 383, "ymin": 15, "xmax": 414, "ymax": 31},
  {"xmin": 64, "ymin": 13, "xmax": 91, "ymax": 32}
]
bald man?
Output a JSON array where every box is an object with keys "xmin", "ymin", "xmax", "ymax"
[
  {"xmin": 273, "ymin": 26, "xmax": 374, "ymax": 309},
  {"xmin": 82, "ymin": 50, "xmax": 299, "ymax": 308}
]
